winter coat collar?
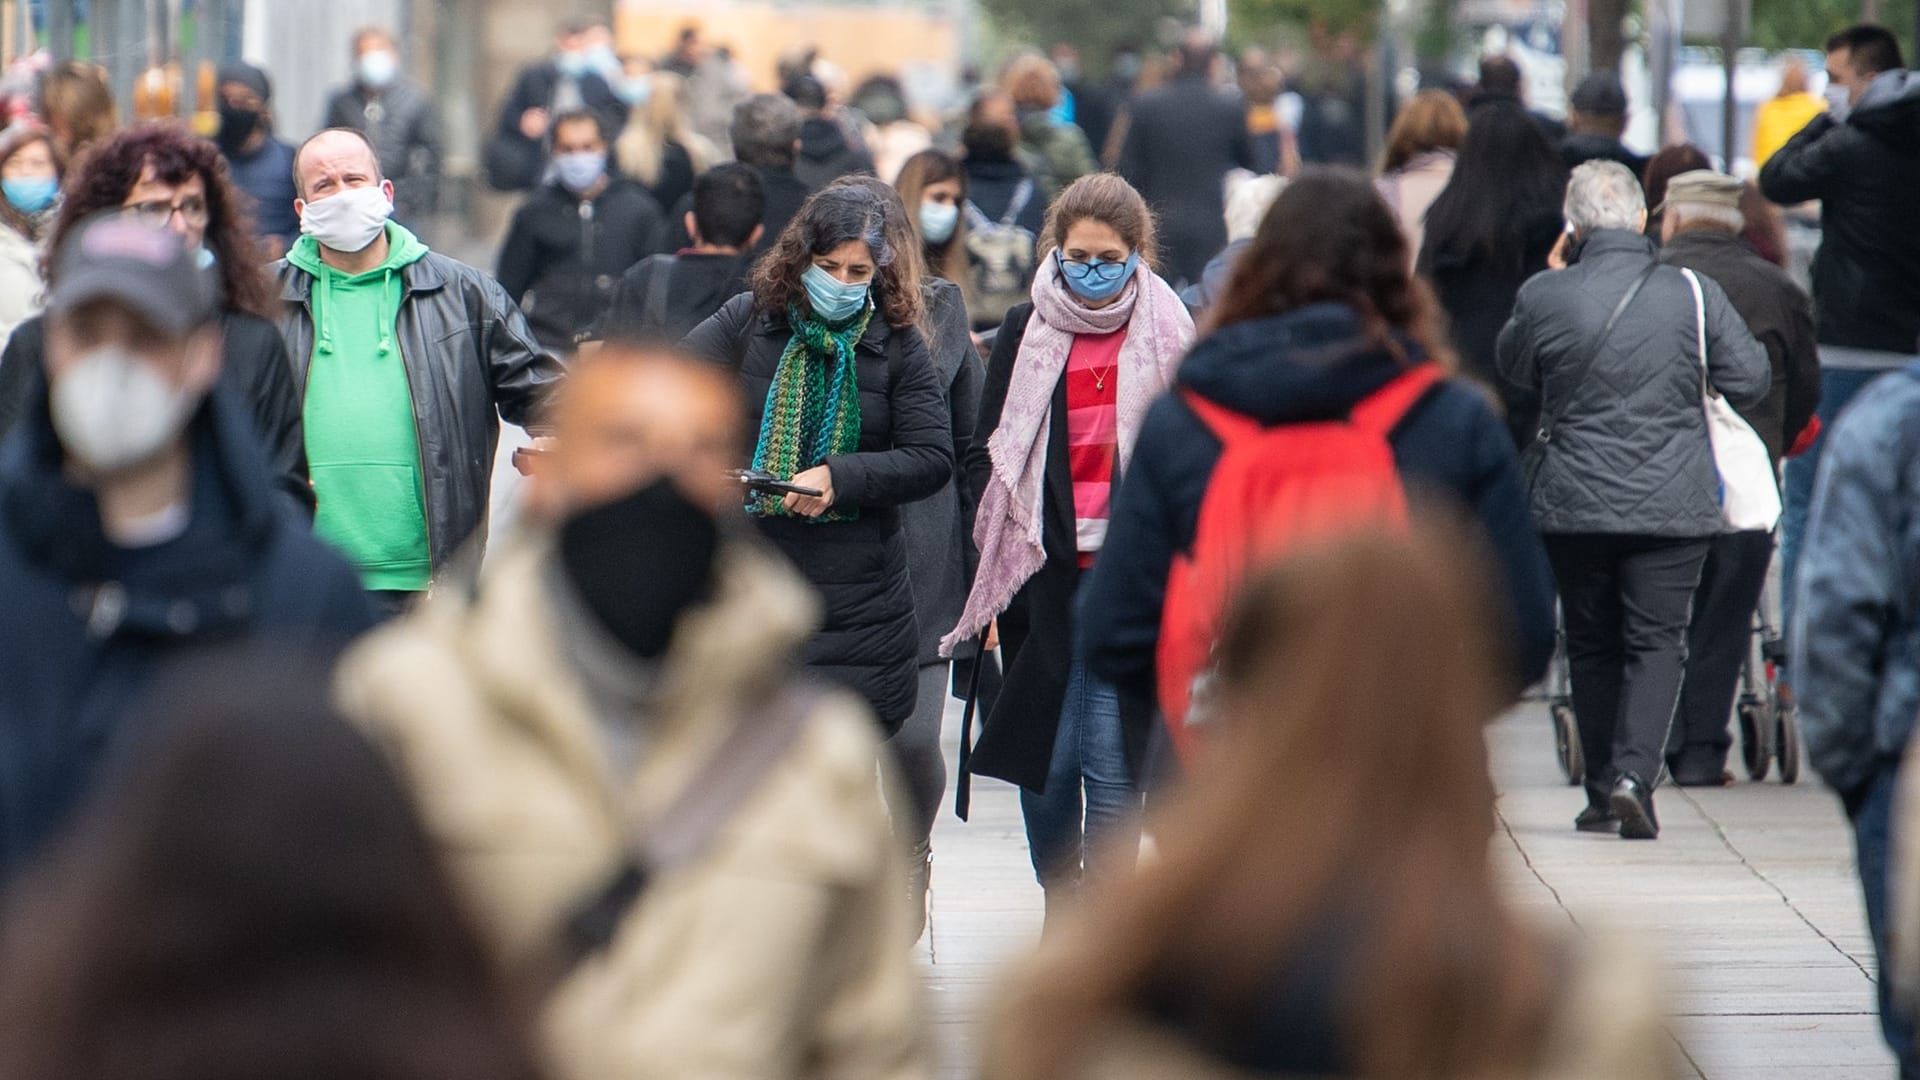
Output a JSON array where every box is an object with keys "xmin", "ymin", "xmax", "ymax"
[
  {"xmin": 1178, "ymin": 302, "xmax": 1432, "ymax": 426},
  {"xmin": 1567, "ymin": 228, "xmax": 1657, "ymax": 265}
]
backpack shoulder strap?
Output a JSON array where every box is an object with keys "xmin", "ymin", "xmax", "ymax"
[
  {"xmin": 1003, "ymin": 180, "xmax": 1035, "ymax": 226},
  {"xmin": 1180, "ymin": 387, "xmax": 1264, "ymax": 444},
  {"xmin": 642, "ymin": 254, "xmax": 677, "ymax": 331},
  {"xmin": 1349, "ymin": 363, "xmax": 1446, "ymax": 438},
  {"xmin": 964, "ymin": 199, "xmax": 993, "ymax": 232}
]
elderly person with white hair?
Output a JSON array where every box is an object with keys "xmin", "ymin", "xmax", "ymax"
[
  {"xmin": 1179, "ymin": 172, "xmax": 1286, "ymax": 314},
  {"xmin": 1498, "ymin": 160, "xmax": 1768, "ymax": 841}
]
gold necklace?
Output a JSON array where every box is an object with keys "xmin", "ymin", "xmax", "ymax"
[{"xmin": 1093, "ymin": 364, "xmax": 1116, "ymax": 392}]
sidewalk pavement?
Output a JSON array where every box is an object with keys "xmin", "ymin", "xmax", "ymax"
[{"xmin": 919, "ymin": 704, "xmax": 1897, "ymax": 1079}]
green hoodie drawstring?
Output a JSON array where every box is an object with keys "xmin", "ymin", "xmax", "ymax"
[
  {"xmin": 377, "ymin": 268, "xmax": 394, "ymax": 356},
  {"xmin": 317, "ymin": 270, "xmax": 335, "ymax": 353}
]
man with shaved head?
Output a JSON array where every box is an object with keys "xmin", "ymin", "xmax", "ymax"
[
  {"xmin": 336, "ymin": 345, "xmax": 929, "ymax": 1078},
  {"xmin": 271, "ymin": 128, "xmax": 564, "ymax": 615}
]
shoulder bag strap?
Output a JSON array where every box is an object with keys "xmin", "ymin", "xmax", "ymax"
[
  {"xmin": 1680, "ymin": 268, "xmax": 1711, "ymax": 395},
  {"xmin": 1535, "ymin": 262, "xmax": 1661, "ymax": 446},
  {"xmin": 556, "ymin": 684, "xmax": 819, "ymax": 971}
]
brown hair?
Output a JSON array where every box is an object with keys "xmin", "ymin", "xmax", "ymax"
[
  {"xmin": 985, "ymin": 523, "xmax": 1556, "ymax": 1079},
  {"xmin": 0, "ymin": 128, "xmax": 63, "ymax": 242},
  {"xmin": 1209, "ymin": 166, "xmax": 1453, "ymax": 369},
  {"xmin": 1739, "ymin": 182, "xmax": 1789, "ymax": 268},
  {"xmin": 1001, "ymin": 53, "xmax": 1062, "ymax": 111},
  {"xmin": 1040, "ymin": 172, "xmax": 1159, "ymax": 269},
  {"xmin": 749, "ymin": 183, "xmax": 925, "ymax": 330},
  {"xmin": 893, "ymin": 149, "xmax": 971, "ymax": 301},
  {"xmin": 1381, "ymin": 89, "xmax": 1467, "ymax": 173},
  {"xmin": 1641, "ymin": 143, "xmax": 1711, "ymax": 226},
  {"xmin": 827, "ymin": 173, "xmax": 937, "ymax": 348},
  {"xmin": 40, "ymin": 62, "xmax": 117, "ymax": 163}
]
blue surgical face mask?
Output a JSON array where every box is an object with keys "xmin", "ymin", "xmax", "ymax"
[
  {"xmin": 195, "ymin": 245, "xmax": 217, "ymax": 270},
  {"xmin": 1056, "ymin": 249, "xmax": 1139, "ymax": 302},
  {"xmin": 556, "ymin": 50, "xmax": 590, "ymax": 78},
  {"xmin": 617, "ymin": 76, "xmax": 653, "ymax": 106},
  {"xmin": 919, "ymin": 200, "xmax": 959, "ymax": 245},
  {"xmin": 802, "ymin": 263, "xmax": 873, "ymax": 324},
  {"xmin": 587, "ymin": 44, "xmax": 621, "ymax": 79},
  {"xmin": 3, "ymin": 176, "xmax": 57, "ymax": 215},
  {"xmin": 554, "ymin": 151, "xmax": 607, "ymax": 194}
]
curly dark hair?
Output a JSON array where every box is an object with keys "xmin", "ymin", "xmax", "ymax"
[
  {"xmin": 749, "ymin": 184, "xmax": 924, "ymax": 330},
  {"xmin": 1209, "ymin": 166, "xmax": 1454, "ymax": 370},
  {"xmin": 44, "ymin": 121, "xmax": 273, "ymax": 319}
]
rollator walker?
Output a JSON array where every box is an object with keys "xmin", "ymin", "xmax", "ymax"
[{"xmin": 1546, "ymin": 543, "xmax": 1800, "ymax": 785}]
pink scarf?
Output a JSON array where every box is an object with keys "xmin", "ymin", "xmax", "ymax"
[{"xmin": 941, "ymin": 258, "xmax": 1194, "ymax": 656}]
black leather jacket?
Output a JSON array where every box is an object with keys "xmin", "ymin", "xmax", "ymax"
[{"xmin": 271, "ymin": 250, "xmax": 564, "ymax": 574}]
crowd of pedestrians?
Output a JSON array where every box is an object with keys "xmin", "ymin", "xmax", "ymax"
[{"xmin": 1, "ymin": 12, "xmax": 1920, "ymax": 1079}]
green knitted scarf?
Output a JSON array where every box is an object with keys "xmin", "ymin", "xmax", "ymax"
[{"xmin": 747, "ymin": 303, "xmax": 872, "ymax": 521}]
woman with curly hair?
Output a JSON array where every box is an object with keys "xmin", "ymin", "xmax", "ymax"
[
  {"xmin": 0, "ymin": 121, "xmax": 310, "ymax": 515},
  {"xmin": 682, "ymin": 183, "xmax": 953, "ymax": 736}
]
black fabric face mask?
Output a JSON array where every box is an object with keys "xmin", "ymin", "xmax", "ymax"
[
  {"xmin": 557, "ymin": 478, "xmax": 721, "ymax": 660},
  {"xmin": 216, "ymin": 105, "xmax": 261, "ymax": 153}
]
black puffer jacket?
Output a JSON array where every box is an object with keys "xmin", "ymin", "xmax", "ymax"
[
  {"xmin": 495, "ymin": 177, "xmax": 667, "ymax": 352},
  {"xmin": 1760, "ymin": 71, "xmax": 1920, "ymax": 354},
  {"xmin": 1497, "ymin": 230, "xmax": 1770, "ymax": 537},
  {"xmin": 681, "ymin": 294, "xmax": 952, "ymax": 732}
]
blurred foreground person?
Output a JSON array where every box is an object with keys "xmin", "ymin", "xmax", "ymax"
[
  {"xmin": 0, "ymin": 657, "xmax": 539, "ymax": 1080},
  {"xmin": 1499, "ymin": 162, "xmax": 1767, "ymax": 839},
  {"xmin": 600, "ymin": 162, "xmax": 763, "ymax": 345},
  {"xmin": 985, "ymin": 529, "xmax": 1670, "ymax": 1080},
  {"xmin": 0, "ymin": 122, "xmax": 312, "ymax": 515},
  {"xmin": 1797, "ymin": 368, "xmax": 1920, "ymax": 1074},
  {"xmin": 0, "ymin": 216, "xmax": 374, "ymax": 875},
  {"xmin": 1081, "ymin": 168, "xmax": 1554, "ymax": 761},
  {"xmin": 275, "ymin": 128, "xmax": 562, "ymax": 609},
  {"xmin": 944, "ymin": 174, "xmax": 1195, "ymax": 917},
  {"xmin": 336, "ymin": 347, "xmax": 929, "ymax": 1080},
  {"xmin": 682, "ymin": 184, "xmax": 951, "ymax": 737},
  {"xmin": 1658, "ymin": 171, "xmax": 1819, "ymax": 785}
]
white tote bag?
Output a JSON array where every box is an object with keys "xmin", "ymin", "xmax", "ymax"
[{"xmin": 1682, "ymin": 268, "xmax": 1781, "ymax": 533}]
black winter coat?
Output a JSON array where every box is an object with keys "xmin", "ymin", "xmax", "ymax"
[
  {"xmin": 899, "ymin": 280, "xmax": 983, "ymax": 664},
  {"xmin": 681, "ymin": 294, "xmax": 953, "ymax": 732},
  {"xmin": 1117, "ymin": 76, "xmax": 1257, "ymax": 288},
  {"xmin": 794, "ymin": 117, "xmax": 876, "ymax": 192},
  {"xmin": 666, "ymin": 163, "xmax": 812, "ymax": 261},
  {"xmin": 1660, "ymin": 228, "xmax": 1821, "ymax": 462},
  {"xmin": 0, "ymin": 388, "xmax": 376, "ymax": 874},
  {"xmin": 1077, "ymin": 303, "xmax": 1558, "ymax": 742},
  {"xmin": 1759, "ymin": 72, "xmax": 1920, "ymax": 355},
  {"xmin": 496, "ymin": 178, "xmax": 667, "ymax": 352},
  {"xmin": 598, "ymin": 251, "xmax": 752, "ymax": 345},
  {"xmin": 0, "ymin": 310, "xmax": 313, "ymax": 519},
  {"xmin": 1497, "ymin": 230, "xmax": 1770, "ymax": 537}
]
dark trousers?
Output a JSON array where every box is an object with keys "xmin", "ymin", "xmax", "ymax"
[
  {"xmin": 1544, "ymin": 533, "xmax": 1711, "ymax": 805},
  {"xmin": 1847, "ymin": 760, "xmax": 1918, "ymax": 1076},
  {"xmin": 1671, "ymin": 530, "xmax": 1775, "ymax": 780}
]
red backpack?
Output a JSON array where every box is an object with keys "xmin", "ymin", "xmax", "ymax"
[{"xmin": 1156, "ymin": 364, "xmax": 1444, "ymax": 755}]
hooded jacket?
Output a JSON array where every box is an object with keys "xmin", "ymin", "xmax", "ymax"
[
  {"xmin": 272, "ymin": 224, "xmax": 565, "ymax": 578},
  {"xmin": 794, "ymin": 117, "xmax": 876, "ymax": 193},
  {"xmin": 334, "ymin": 534, "xmax": 928, "ymax": 1080},
  {"xmin": 681, "ymin": 295, "xmax": 952, "ymax": 733},
  {"xmin": 1760, "ymin": 70, "xmax": 1920, "ymax": 356},
  {"xmin": 0, "ymin": 385, "xmax": 375, "ymax": 875},
  {"xmin": 1496, "ymin": 230, "xmax": 1770, "ymax": 537},
  {"xmin": 1078, "ymin": 302, "xmax": 1557, "ymax": 722},
  {"xmin": 496, "ymin": 176, "xmax": 668, "ymax": 352}
]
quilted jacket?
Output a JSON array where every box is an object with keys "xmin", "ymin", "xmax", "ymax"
[{"xmin": 1496, "ymin": 229, "xmax": 1769, "ymax": 537}]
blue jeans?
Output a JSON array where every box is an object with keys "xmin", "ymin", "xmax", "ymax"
[
  {"xmin": 1020, "ymin": 659, "xmax": 1142, "ymax": 887},
  {"xmin": 1848, "ymin": 761, "xmax": 1918, "ymax": 1076},
  {"xmin": 1783, "ymin": 367, "xmax": 1884, "ymax": 636}
]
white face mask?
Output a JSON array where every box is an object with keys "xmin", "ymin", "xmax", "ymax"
[
  {"xmin": 51, "ymin": 345, "xmax": 197, "ymax": 474},
  {"xmin": 1824, "ymin": 82, "xmax": 1853, "ymax": 121},
  {"xmin": 299, "ymin": 184, "xmax": 392, "ymax": 253},
  {"xmin": 358, "ymin": 49, "xmax": 399, "ymax": 89}
]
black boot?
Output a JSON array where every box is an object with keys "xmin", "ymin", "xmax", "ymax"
[
  {"xmin": 1609, "ymin": 775, "xmax": 1659, "ymax": 840},
  {"xmin": 1574, "ymin": 802, "xmax": 1619, "ymax": 834}
]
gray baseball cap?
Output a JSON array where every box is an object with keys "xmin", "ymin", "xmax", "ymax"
[{"xmin": 47, "ymin": 213, "xmax": 217, "ymax": 336}]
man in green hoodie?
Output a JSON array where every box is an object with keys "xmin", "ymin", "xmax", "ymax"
[{"xmin": 273, "ymin": 128, "xmax": 563, "ymax": 614}]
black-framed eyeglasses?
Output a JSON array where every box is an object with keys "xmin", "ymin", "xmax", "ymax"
[
  {"xmin": 126, "ymin": 196, "xmax": 210, "ymax": 229},
  {"xmin": 1057, "ymin": 253, "xmax": 1131, "ymax": 283}
]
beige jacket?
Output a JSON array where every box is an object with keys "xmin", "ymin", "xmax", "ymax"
[{"xmin": 336, "ymin": 533, "xmax": 929, "ymax": 1080}]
